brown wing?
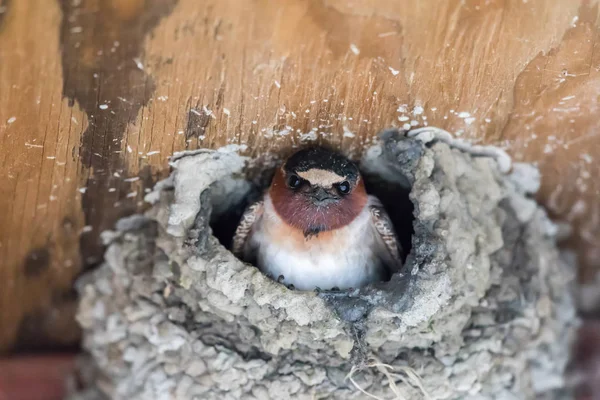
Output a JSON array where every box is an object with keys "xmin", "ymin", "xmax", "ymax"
[
  {"xmin": 232, "ymin": 200, "xmax": 264, "ymax": 258},
  {"xmin": 369, "ymin": 203, "xmax": 403, "ymax": 271}
]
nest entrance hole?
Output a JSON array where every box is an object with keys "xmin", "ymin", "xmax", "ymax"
[{"xmin": 206, "ymin": 150, "xmax": 415, "ymax": 283}]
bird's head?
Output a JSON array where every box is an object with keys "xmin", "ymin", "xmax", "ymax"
[{"xmin": 269, "ymin": 147, "xmax": 368, "ymax": 237}]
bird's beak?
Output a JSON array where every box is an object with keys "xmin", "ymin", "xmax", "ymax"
[{"xmin": 308, "ymin": 187, "xmax": 339, "ymax": 206}]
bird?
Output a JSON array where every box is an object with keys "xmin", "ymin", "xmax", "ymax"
[{"xmin": 231, "ymin": 146, "xmax": 403, "ymax": 291}]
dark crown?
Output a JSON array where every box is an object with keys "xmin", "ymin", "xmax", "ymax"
[{"xmin": 284, "ymin": 147, "xmax": 359, "ymax": 183}]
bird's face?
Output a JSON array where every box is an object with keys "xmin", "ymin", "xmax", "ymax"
[{"xmin": 269, "ymin": 147, "xmax": 368, "ymax": 237}]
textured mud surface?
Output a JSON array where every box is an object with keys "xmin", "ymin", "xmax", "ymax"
[{"xmin": 71, "ymin": 132, "xmax": 578, "ymax": 399}]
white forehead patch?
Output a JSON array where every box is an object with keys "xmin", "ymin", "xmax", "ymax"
[{"xmin": 297, "ymin": 168, "xmax": 345, "ymax": 187}]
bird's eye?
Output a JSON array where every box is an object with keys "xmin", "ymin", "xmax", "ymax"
[
  {"xmin": 288, "ymin": 174, "xmax": 302, "ymax": 189},
  {"xmin": 337, "ymin": 181, "xmax": 351, "ymax": 194}
]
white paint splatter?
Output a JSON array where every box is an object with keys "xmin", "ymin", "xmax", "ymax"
[
  {"xmin": 413, "ymin": 106, "xmax": 424, "ymax": 115},
  {"xmin": 147, "ymin": 151, "xmax": 160, "ymax": 156},
  {"xmin": 389, "ymin": 67, "xmax": 400, "ymax": 76},
  {"xmin": 223, "ymin": 108, "xmax": 231, "ymax": 116},
  {"xmin": 99, "ymin": 104, "xmax": 109, "ymax": 110},
  {"xmin": 124, "ymin": 177, "xmax": 140, "ymax": 182},
  {"xmin": 457, "ymin": 111, "xmax": 471, "ymax": 118},
  {"xmin": 350, "ymin": 44, "xmax": 360, "ymax": 55},
  {"xmin": 7, "ymin": 117, "xmax": 16, "ymax": 124},
  {"xmin": 274, "ymin": 80, "xmax": 281, "ymax": 88},
  {"xmin": 464, "ymin": 117, "xmax": 476, "ymax": 125}
]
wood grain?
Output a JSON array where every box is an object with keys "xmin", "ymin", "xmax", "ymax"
[{"xmin": 0, "ymin": 0, "xmax": 599, "ymax": 351}]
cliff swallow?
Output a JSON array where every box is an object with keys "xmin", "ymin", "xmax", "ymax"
[{"xmin": 232, "ymin": 147, "xmax": 403, "ymax": 291}]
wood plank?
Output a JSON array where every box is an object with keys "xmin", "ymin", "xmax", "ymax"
[
  {"xmin": 0, "ymin": 0, "xmax": 598, "ymax": 352},
  {"xmin": 0, "ymin": 0, "xmax": 85, "ymax": 352}
]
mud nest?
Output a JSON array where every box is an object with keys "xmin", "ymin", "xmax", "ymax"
[{"xmin": 71, "ymin": 130, "xmax": 578, "ymax": 400}]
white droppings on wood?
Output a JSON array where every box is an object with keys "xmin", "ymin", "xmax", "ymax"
[
  {"xmin": 300, "ymin": 131, "xmax": 318, "ymax": 141},
  {"xmin": 343, "ymin": 126, "xmax": 355, "ymax": 138},
  {"xmin": 571, "ymin": 16, "xmax": 579, "ymax": 26},
  {"xmin": 133, "ymin": 58, "xmax": 144, "ymax": 70}
]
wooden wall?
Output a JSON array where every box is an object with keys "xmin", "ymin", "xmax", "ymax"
[{"xmin": 1, "ymin": 0, "xmax": 599, "ymax": 352}]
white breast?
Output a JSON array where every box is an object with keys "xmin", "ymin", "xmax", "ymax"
[{"xmin": 246, "ymin": 196, "xmax": 386, "ymax": 291}]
